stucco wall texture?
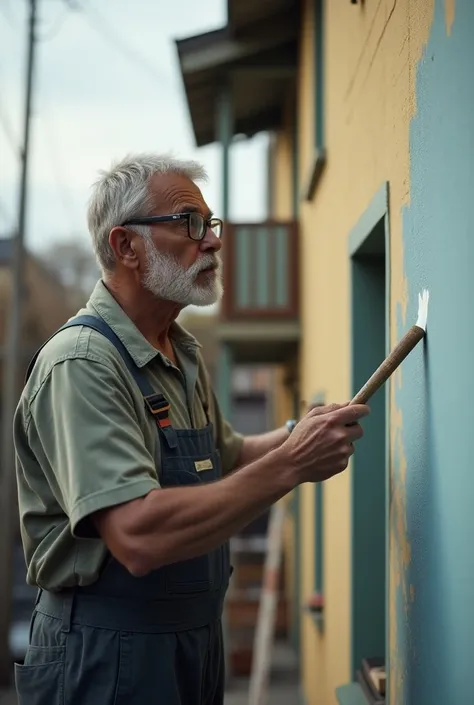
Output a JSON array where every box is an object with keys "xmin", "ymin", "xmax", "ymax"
[
  {"xmin": 393, "ymin": 1, "xmax": 474, "ymax": 703},
  {"xmin": 272, "ymin": 0, "xmax": 474, "ymax": 701},
  {"xmin": 281, "ymin": 0, "xmax": 474, "ymax": 703}
]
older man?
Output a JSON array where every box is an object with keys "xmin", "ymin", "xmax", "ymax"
[{"xmin": 13, "ymin": 153, "xmax": 369, "ymax": 705}]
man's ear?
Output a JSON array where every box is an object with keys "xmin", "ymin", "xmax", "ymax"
[{"xmin": 109, "ymin": 226, "xmax": 140, "ymax": 270}]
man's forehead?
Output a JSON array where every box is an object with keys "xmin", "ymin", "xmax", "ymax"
[{"xmin": 149, "ymin": 172, "xmax": 206, "ymax": 210}]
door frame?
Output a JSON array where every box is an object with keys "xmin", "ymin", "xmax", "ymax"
[{"xmin": 348, "ymin": 182, "xmax": 391, "ymax": 689}]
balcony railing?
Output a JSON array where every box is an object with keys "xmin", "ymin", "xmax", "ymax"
[{"xmin": 221, "ymin": 221, "xmax": 299, "ymax": 321}]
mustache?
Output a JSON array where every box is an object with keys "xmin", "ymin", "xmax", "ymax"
[{"xmin": 193, "ymin": 255, "xmax": 221, "ymax": 274}]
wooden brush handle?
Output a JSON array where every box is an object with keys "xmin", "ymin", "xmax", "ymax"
[{"xmin": 350, "ymin": 325, "xmax": 425, "ymax": 405}]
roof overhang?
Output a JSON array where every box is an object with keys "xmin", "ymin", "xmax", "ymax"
[{"xmin": 175, "ymin": 0, "xmax": 299, "ymax": 147}]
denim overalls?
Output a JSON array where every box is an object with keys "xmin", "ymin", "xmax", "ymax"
[{"xmin": 15, "ymin": 315, "xmax": 231, "ymax": 705}]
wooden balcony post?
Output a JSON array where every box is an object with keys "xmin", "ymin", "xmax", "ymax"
[
  {"xmin": 215, "ymin": 82, "xmax": 233, "ymax": 417},
  {"xmin": 216, "ymin": 82, "xmax": 233, "ymax": 682},
  {"xmin": 216, "ymin": 83, "xmax": 232, "ymax": 221}
]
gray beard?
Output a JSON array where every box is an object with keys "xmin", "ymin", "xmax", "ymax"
[{"xmin": 142, "ymin": 238, "xmax": 223, "ymax": 306}]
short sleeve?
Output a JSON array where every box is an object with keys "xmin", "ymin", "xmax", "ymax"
[{"xmin": 28, "ymin": 357, "xmax": 159, "ymax": 538}]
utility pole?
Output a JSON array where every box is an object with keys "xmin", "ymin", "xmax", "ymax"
[{"xmin": 0, "ymin": 0, "xmax": 38, "ymax": 686}]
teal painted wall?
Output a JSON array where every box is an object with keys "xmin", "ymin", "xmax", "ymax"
[{"xmin": 395, "ymin": 1, "xmax": 474, "ymax": 701}]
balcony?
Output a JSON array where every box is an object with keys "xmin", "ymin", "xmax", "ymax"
[{"xmin": 219, "ymin": 221, "xmax": 300, "ymax": 364}]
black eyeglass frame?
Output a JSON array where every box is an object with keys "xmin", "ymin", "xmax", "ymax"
[{"xmin": 122, "ymin": 212, "xmax": 223, "ymax": 241}]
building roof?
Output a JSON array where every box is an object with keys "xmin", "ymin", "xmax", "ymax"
[{"xmin": 175, "ymin": 0, "xmax": 299, "ymax": 147}]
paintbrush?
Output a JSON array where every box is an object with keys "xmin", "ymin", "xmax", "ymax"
[{"xmin": 350, "ymin": 289, "xmax": 430, "ymax": 405}]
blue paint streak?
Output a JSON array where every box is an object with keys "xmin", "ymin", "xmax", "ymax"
[{"xmin": 397, "ymin": 2, "xmax": 474, "ymax": 702}]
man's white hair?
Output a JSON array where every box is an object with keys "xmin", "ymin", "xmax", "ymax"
[{"xmin": 87, "ymin": 152, "xmax": 208, "ymax": 272}]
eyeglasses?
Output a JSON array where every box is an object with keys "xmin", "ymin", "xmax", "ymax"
[{"xmin": 122, "ymin": 212, "xmax": 223, "ymax": 241}]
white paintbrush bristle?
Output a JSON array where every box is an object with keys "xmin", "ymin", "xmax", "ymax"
[{"xmin": 415, "ymin": 289, "xmax": 430, "ymax": 330}]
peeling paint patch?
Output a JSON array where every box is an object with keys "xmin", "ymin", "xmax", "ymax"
[
  {"xmin": 389, "ymin": 2, "xmax": 436, "ymax": 701},
  {"xmin": 444, "ymin": 0, "xmax": 455, "ymax": 35},
  {"xmin": 394, "ymin": 1, "xmax": 474, "ymax": 702}
]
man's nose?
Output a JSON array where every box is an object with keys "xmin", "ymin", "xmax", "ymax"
[{"xmin": 200, "ymin": 226, "xmax": 222, "ymax": 252}]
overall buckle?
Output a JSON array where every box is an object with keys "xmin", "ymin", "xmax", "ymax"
[{"xmin": 144, "ymin": 393, "xmax": 178, "ymax": 449}]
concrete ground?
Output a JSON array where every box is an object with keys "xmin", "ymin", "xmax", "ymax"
[
  {"xmin": 1, "ymin": 687, "xmax": 301, "ymax": 705},
  {"xmin": 225, "ymin": 678, "xmax": 301, "ymax": 705},
  {"xmin": 224, "ymin": 641, "xmax": 301, "ymax": 705}
]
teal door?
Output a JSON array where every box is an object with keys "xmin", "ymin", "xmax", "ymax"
[{"xmin": 349, "ymin": 185, "xmax": 390, "ymax": 682}]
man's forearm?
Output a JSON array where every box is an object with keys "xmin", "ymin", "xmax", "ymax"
[
  {"xmin": 96, "ymin": 402, "xmax": 370, "ymax": 577},
  {"xmin": 98, "ymin": 445, "xmax": 294, "ymax": 576},
  {"xmin": 237, "ymin": 425, "xmax": 290, "ymax": 467}
]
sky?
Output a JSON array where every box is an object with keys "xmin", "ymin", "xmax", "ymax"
[{"xmin": 0, "ymin": 0, "xmax": 269, "ymax": 257}]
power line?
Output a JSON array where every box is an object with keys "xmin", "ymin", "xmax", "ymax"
[
  {"xmin": 36, "ymin": 0, "xmax": 82, "ymax": 230},
  {"xmin": 0, "ymin": 0, "xmax": 78, "ymax": 219},
  {"xmin": 72, "ymin": 1, "xmax": 172, "ymax": 89}
]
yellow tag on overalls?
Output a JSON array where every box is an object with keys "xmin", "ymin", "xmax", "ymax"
[{"xmin": 194, "ymin": 459, "xmax": 213, "ymax": 472}]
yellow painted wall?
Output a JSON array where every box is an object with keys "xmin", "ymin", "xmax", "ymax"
[
  {"xmin": 269, "ymin": 95, "xmax": 300, "ymax": 637},
  {"xmin": 270, "ymin": 366, "xmax": 297, "ymax": 610},
  {"xmin": 271, "ymin": 0, "xmax": 436, "ymax": 703},
  {"xmin": 272, "ymin": 100, "xmax": 294, "ymax": 222}
]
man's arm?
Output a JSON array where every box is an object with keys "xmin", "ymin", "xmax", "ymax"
[
  {"xmin": 94, "ymin": 445, "xmax": 292, "ymax": 576},
  {"xmin": 94, "ymin": 403, "xmax": 370, "ymax": 577},
  {"xmin": 236, "ymin": 426, "xmax": 290, "ymax": 468},
  {"xmin": 27, "ymin": 355, "xmax": 369, "ymax": 578}
]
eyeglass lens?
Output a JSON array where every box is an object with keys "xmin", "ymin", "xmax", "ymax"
[{"xmin": 189, "ymin": 213, "xmax": 222, "ymax": 240}]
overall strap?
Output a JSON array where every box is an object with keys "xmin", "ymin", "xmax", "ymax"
[{"xmin": 26, "ymin": 314, "xmax": 178, "ymax": 449}]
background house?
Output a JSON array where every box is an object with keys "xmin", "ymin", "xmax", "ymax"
[
  {"xmin": 0, "ymin": 237, "xmax": 81, "ymax": 383},
  {"xmin": 0, "ymin": 236, "xmax": 80, "ymax": 663},
  {"xmin": 178, "ymin": 0, "xmax": 474, "ymax": 703}
]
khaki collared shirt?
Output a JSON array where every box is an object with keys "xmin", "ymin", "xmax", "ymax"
[{"xmin": 14, "ymin": 281, "xmax": 243, "ymax": 592}]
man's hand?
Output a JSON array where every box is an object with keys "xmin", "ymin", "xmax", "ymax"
[
  {"xmin": 281, "ymin": 402, "xmax": 370, "ymax": 483},
  {"xmin": 304, "ymin": 399, "xmax": 326, "ymax": 413}
]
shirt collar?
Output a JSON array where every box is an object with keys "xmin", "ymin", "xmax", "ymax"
[{"xmin": 85, "ymin": 280, "xmax": 201, "ymax": 368}]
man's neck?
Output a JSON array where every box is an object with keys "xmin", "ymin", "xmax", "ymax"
[{"xmin": 103, "ymin": 277, "xmax": 183, "ymax": 352}]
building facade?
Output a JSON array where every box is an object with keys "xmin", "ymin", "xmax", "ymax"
[{"xmin": 178, "ymin": 0, "xmax": 474, "ymax": 703}]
